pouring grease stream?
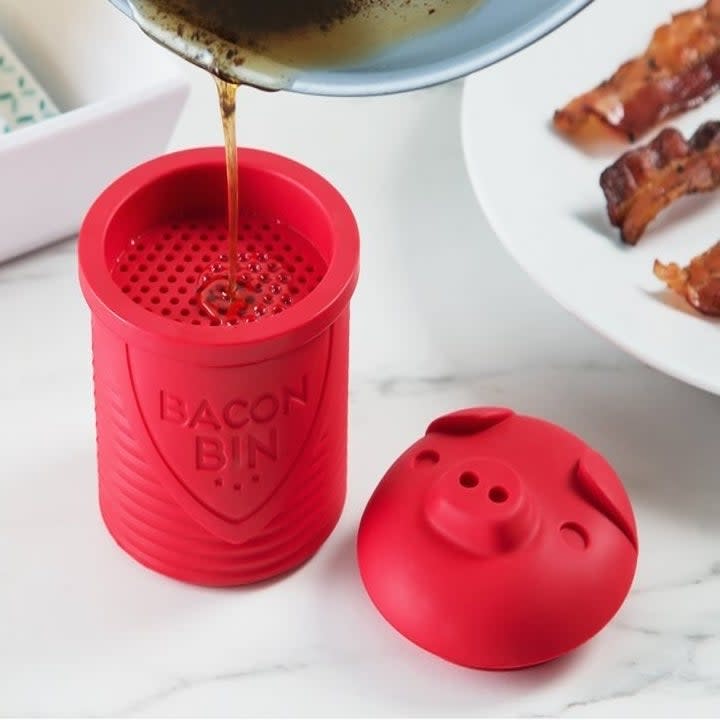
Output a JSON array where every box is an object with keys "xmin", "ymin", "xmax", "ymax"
[
  {"xmin": 123, "ymin": 1, "xmax": 482, "ymax": 318},
  {"xmin": 216, "ymin": 77, "xmax": 239, "ymax": 299}
]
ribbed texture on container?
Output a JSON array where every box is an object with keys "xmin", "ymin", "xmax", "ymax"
[{"xmin": 92, "ymin": 334, "xmax": 346, "ymax": 586}]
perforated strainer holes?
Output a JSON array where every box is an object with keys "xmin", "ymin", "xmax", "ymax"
[{"xmin": 111, "ymin": 216, "xmax": 327, "ymax": 326}]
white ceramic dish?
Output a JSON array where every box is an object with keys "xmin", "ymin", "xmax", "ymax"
[
  {"xmin": 462, "ymin": 0, "xmax": 720, "ymax": 397},
  {"xmin": 0, "ymin": 0, "xmax": 188, "ymax": 262}
]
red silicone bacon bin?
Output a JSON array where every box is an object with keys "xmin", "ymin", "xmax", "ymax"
[{"xmin": 79, "ymin": 148, "xmax": 360, "ymax": 586}]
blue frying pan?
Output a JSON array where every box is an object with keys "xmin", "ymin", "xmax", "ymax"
[{"xmin": 108, "ymin": 0, "xmax": 592, "ymax": 95}]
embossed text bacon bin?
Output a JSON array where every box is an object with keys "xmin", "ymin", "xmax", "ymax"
[{"xmin": 79, "ymin": 148, "xmax": 360, "ymax": 586}]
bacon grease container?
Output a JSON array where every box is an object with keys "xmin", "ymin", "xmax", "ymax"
[{"xmin": 79, "ymin": 148, "xmax": 360, "ymax": 586}]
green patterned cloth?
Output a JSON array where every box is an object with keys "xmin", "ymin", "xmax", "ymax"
[{"xmin": 0, "ymin": 34, "xmax": 58, "ymax": 134}]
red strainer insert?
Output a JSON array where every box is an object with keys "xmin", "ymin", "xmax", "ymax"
[{"xmin": 111, "ymin": 215, "xmax": 326, "ymax": 326}]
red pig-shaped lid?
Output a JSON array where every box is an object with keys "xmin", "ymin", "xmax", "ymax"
[{"xmin": 357, "ymin": 408, "xmax": 638, "ymax": 670}]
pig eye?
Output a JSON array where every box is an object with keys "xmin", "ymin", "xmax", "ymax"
[
  {"xmin": 414, "ymin": 449, "xmax": 439, "ymax": 467},
  {"xmin": 560, "ymin": 522, "xmax": 589, "ymax": 550}
]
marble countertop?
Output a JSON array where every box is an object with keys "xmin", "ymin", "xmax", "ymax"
[{"xmin": 2, "ymin": 66, "xmax": 720, "ymax": 717}]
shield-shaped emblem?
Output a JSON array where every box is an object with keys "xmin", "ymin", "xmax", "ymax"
[{"xmin": 127, "ymin": 332, "xmax": 330, "ymax": 542}]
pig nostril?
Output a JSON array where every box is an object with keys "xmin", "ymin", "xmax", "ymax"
[
  {"xmin": 459, "ymin": 472, "xmax": 479, "ymax": 488},
  {"xmin": 488, "ymin": 486, "xmax": 508, "ymax": 503}
]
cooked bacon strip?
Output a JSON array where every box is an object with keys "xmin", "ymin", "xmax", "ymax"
[
  {"xmin": 600, "ymin": 121, "xmax": 720, "ymax": 244},
  {"xmin": 654, "ymin": 241, "xmax": 720, "ymax": 315},
  {"xmin": 554, "ymin": 0, "xmax": 720, "ymax": 142}
]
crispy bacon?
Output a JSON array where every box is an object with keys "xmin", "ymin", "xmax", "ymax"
[
  {"xmin": 654, "ymin": 241, "xmax": 720, "ymax": 315},
  {"xmin": 600, "ymin": 121, "xmax": 720, "ymax": 244},
  {"xmin": 554, "ymin": 0, "xmax": 720, "ymax": 143}
]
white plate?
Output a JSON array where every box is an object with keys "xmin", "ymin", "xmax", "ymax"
[
  {"xmin": 462, "ymin": 0, "xmax": 720, "ymax": 396},
  {"xmin": 0, "ymin": 0, "xmax": 189, "ymax": 263}
]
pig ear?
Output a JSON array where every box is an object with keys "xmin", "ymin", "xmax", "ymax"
[
  {"xmin": 426, "ymin": 408, "xmax": 513, "ymax": 437},
  {"xmin": 574, "ymin": 448, "xmax": 638, "ymax": 550}
]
